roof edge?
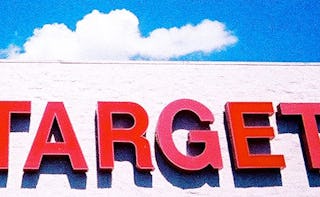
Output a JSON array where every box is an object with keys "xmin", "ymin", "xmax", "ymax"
[{"xmin": 0, "ymin": 60, "xmax": 319, "ymax": 66}]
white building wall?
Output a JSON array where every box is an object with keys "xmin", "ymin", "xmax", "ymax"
[{"xmin": 0, "ymin": 61, "xmax": 319, "ymax": 196}]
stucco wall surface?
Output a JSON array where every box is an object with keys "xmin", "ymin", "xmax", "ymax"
[{"xmin": 0, "ymin": 61, "xmax": 319, "ymax": 196}]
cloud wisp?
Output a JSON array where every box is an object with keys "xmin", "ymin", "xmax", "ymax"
[{"xmin": 3, "ymin": 9, "xmax": 238, "ymax": 61}]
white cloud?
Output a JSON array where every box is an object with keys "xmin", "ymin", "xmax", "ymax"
[{"xmin": 4, "ymin": 9, "xmax": 238, "ymax": 61}]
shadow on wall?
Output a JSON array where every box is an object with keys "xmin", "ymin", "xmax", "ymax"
[
  {"xmin": 97, "ymin": 143, "xmax": 153, "ymax": 188},
  {"xmin": 0, "ymin": 114, "xmax": 31, "ymax": 188},
  {"xmin": 276, "ymin": 112, "xmax": 320, "ymax": 187},
  {"xmin": 20, "ymin": 119, "xmax": 87, "ymax": 189},
  {"xmin": 96, "ymin": 110, "xmax": 220, "ymax": 189},
  {"xmin": 21, "ymin": 156, "xmax": 87, "ymax": 189},
  {"xmin": 5, "ymin": 113, "xmax": 87, "ymax": 189},
  {"xmin": 5, "ymin": 107, "xmax": 320, "ymax": 189},
  {"xmin": 155, "ymin": 143, "xmax": 219, "ymax": 188},
  {"xmin": 224, "ymin": 113, "xmax": 283, "ymax": 187},
  {"xmin": 96, "ymin": 113, "xmax": 152, "ymax": 188},
  {"xmin": 155, "ymin": 110, "xmax": 220, "ymax": 188},
  {"xmin": 0, "ymin": 172, "xmax": 8, "ymax": 188},
  {"xmin": 11, "ymin": 113, "xmax": 31, "ymax": 133}
]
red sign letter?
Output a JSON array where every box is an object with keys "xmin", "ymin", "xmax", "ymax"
[
  {"xmin": 0, "ymin": 101, "xmax": 31, "ymax": 170},
  {"xmin": 156, "ymin": 99, "xmax": 223, "ymax": 171},
  {"xmin": 279, "ymin": 103, "xmax": 320, "ymax": 169},
  {"xmin": 225, "ymin": 102, "xmax": 285, "ymax": 169},
  {"xmin": 97, "ymin": 102, "xmax": 154, "ymax": 171},
  {"xmin": 24, "ymin": 102, "xmax": 88, "ymax": 172}
]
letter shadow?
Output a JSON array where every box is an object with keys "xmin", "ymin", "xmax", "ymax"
[
  {"xmin": 95, "ymin": 113, "xmax": 152, "ymax": 188},
  {"xmin": 224, "ymin": 113, "xmax": 283, "ymax": 187},
  {"xmin": 0, "ymin": 113, "xmax": 31, "ymax": 188},
  {"xmin": 21, "ymin": 156, "xmax": 87, "ymax": 189},
  {"xmin": 155, "ymin": 143, "xmax": 219, "ymax": 188},
  {"xmin": 0, "ymin": 171, "xmax": 8, "ymax": 188},
  {"xmin": 155, "ymin": 110, "xmax": 220, "ymax": 189},
  {"xmin": 21, "ymin": 119, "xmax": 86, "ymax": 189},
  {"xmin": 11, "ymin": 113, "xmax": 31, "ymax": 133},
  {"xmin": 276, "ymin": 112, "xmax": 320, "ymax": 187}
]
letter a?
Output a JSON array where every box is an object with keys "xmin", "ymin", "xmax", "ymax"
[{"xmin": 24, "ymin": 102, "xmax": 88, "ymax": 172}]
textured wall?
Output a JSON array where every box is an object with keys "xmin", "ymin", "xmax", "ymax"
[{"xmin": 0, "ymin": 61, "xmax": 319, "ymax": 196}]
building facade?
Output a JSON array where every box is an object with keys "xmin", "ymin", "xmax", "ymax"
[{"xmin": 0, "ymin": 61, "xmax": 319, "ymax": 196}]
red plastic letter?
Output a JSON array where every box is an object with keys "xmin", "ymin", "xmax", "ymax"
[
  {"xmin": 24, "ymin": 102, "xmax": 88, "ymax": 172},
  {"xmin": 156, "ymin": 99, "xmax": 223, "ymax": 171},
  {"xmin": 0, "ymin": 101, "xmax": 31, "ymax": 170},
  {"xmin": 279, "ymin": 103, "xmax": 320, "ymax": 169},
  {"xmin": 97, "ymin": 102, "xmax": 154, "ymax": 171},
  {"xmin": 225, "ymin": 102, "xmax": 285, "ymax": 169}
]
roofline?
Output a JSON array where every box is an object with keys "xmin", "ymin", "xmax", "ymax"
[{"xmin": 0, "ymin": 60, "xmax": 319, "ymax": 66}]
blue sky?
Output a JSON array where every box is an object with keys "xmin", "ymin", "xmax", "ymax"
[{"xmin": 0, "ymin": 0, "xmax": 319, "ymax": 61}]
